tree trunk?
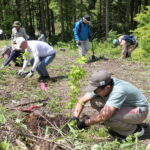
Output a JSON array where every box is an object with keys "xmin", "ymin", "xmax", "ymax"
[
  {"xmin": 105, "ymin": 0, "xmax": 109, "ymax": 38},
  {"xmin": 59, "ymin": 0, "xmax": 64, "ymax": 41}
]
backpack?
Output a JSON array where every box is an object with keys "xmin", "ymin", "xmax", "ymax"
[
  {"xmin": 73, "ymin": 21, "xmax": 82, "ymax": 34},
  {"xmin": 122, "ymin": 35, "xmax": 136, "ymax": 45},
  {"xmin": 73, "ymin": 21, "xmax": 90, "ymax": 34}
]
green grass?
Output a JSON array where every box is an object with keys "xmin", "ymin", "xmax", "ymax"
[{"xmin": 0, "ymin": 40, "xmax": 149, "ymax": 150}]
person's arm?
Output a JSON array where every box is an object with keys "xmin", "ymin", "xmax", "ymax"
[
  {"xmin": 74, "ymin": 22, "xmax": 80, "ymax": 41},
  {"xmin": 31, "ymin": 54, "xmax": 40, "ymax": 72},
  {"xmin": 2, "ymin": 50, "xmax": 16, "ymax": 66},
  {"xmin": 73, "ymin": 93, "xmax": 93, "ymax": 118},
  {"xmin": 85, "ymin": 105, "xmax": 116, "ymax": 126},
  {"xmin": 22, "ymin": 28, "xmax": 29, "ymax": 40}
]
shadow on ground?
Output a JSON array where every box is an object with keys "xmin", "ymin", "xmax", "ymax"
[
  {"xmin": 88, "ymin": 56, "xmax": 109, "ymax": 63},
  {"xmin": 49, "ymin": 75, "xmax": 68, "ymax": 82}
]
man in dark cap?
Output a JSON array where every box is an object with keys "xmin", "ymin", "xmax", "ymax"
[
  {"xmin": 73, "ymin": 15, "xmax": 92, "ymax": 56},
  {"xmin": 72, "ymin": 70, "xmax": 148, "ymax": 139}
]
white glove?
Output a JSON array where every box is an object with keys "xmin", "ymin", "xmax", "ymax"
[
  {"xmin": 16, "ymin": 69, "xmax": 25, "ymax": 75},
  {"xmin": 0, "ymin": 65, "xmax": 4, "ymax": 70},
  {"xmin": 25, "ymin": 71, "xmax": 34, "ymax": 78}
]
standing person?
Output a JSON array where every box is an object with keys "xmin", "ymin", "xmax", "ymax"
[
  {"xmin": 0, "ymin": 29, "xmax": 3, "ymax": 40},
  {"xmin": 72, "ymin": 70, "xmax": 148, "ymax": 140},
  {"xmin": 38, "ymin": 31, "xmax": 46, "ymax": 42},
  {"xmin": 11, "ymin": 21, "xmax": 29, "ymax": 47},
  {"xmin": 113, "ymin": 35, "xmax": 138, "ymax": 59},
  {"xmin": 15, "ymin": 37, "xmax": 56, "ymax": 81},
  {"xmin": 0, "ymin": 46, "xmax": 23, "ymax": 69},
  {"xmin": 73, "ymin": 15, "xmax": 92, "ymax": 56}
]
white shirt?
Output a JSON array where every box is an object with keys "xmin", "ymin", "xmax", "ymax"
[
  {"xmin": 0, "ymin": 29, "xmax": 3, "ymax": 34},
  {"xmin": 23, "ymin": 40, "xmax": 55, "ymax": 71}
]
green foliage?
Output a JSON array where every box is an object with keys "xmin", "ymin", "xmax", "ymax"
[
  {"xmin": 75, "ymin": 56, "xmax": 88, "ymax": 64},
  {"xmin": 23, "ymin": 52, "xmax": 30, "ymax": 60},
  {"xmin": 132, "ymin": 6, "xmax": 150, "ymax": 54},
  {"xmin": 0, "ymin": 141, "xmax": 11, "ymax": 150},
  {"xmin": 0, "ymin": 114, "xmax": 6, "ymax": 125},
  {"xmin": 67, "ymin": 65, "xmax": 86, "ymax": 109},
  {"xmin": 0, "ymin": 140, "xmax": 18, "ymax": 150}
]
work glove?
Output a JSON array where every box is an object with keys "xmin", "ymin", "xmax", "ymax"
[
  {"xmin": 70, "ymin": 117, "xmax": 88, "ymax": 130},
  {"xmin": 0, "ymin": 65, "xmax": 4, "ymax": 70},
  {"xmin": 25, "ymin": 70, "xmax": 34, "ymax": 78},
  {"xmin": 16, "ymin": 69, "xmax": 25, "ymax": 75},
  {"xmin": 77, "ymin": 120, "xmax": 88, "ymax": 130},
  {"xmin": 76, "ymin": 40, "xmax": 81, "ymax": 46}
]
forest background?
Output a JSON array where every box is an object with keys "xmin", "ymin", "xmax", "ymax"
[{"xmin": 0, "ymin": 0, "xmax": 149, "ymax": 50}]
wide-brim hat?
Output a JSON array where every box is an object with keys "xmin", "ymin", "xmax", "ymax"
[{"xmin": 13, "ymin": 21, "xmax": 21, "ymax": 27}]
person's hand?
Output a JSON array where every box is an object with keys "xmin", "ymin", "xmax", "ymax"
[
  {"xmin": 70, "ymin": 117, "xmax": 88, "ymax": 130},
  {"xmin": 16, "ymin": 69, "xmax": 25, "ymax": 75},
  {"xmin": 25, "ymin": 71, "xmax": 34, "ymax": 78},
  {"xmin": 76, "ymin": 40, "xmax": 81, "ymax": 46},
  {"xmin": 0, "ymin": 65, "xmax": 4, "ymax": 70},
  {"xmin": 77, "ymin": 120, "xmax": 88, "ymax": 129}
]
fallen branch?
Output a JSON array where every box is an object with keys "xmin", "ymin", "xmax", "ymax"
[
  {"xmin": 16, "ymin": 97, "xmax": 50, "ymax": 107},
  {"xmin": 21, "ymin": 133, "xmax": 73, "ymax": 150}
]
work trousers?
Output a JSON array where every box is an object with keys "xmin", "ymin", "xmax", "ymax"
[{"xmin": 90, "ymin": 96, "xmax": 148, "ymax": 136}]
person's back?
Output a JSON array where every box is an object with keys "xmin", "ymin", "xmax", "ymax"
[
  {"xmin": 27, "ymin": 40, "xmax": 55, "ymax": 57},
  {"xmin": 113, "ymin": 35, "xmax": 138, "ymax": 58},
  {"xmin": 106, "ymin": 78, "xmax": 148, "ymax": 112}
]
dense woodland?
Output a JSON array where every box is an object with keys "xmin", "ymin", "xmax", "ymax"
[{"xmin": 0, "ymin": 0, "xmax": 149, "ymax": 43}]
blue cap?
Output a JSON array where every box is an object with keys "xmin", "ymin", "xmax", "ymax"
[{"xmin": 113, "ymin": 39, "xmax": 118, "ymax": 47}]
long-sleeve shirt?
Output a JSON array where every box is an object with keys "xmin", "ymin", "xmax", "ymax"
[
  {"xmin": 74, "ymin": 19, "xmax": 91, "ymax": 41},
  {"xmin": 38, "ymin": 34, "xmax": 46, "ymax": 42},
  {"xmin": 23, "ymin": 40, "xmax": 55, "ymax": 71},
  {"xmin": 11, "ymin": 27, "xmax": 29, "ymax": 43},
  {"xmin": 3, "ymin": 50, "xmax": 22, "ymax": 66}
]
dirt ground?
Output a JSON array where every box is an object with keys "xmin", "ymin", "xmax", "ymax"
[
  {"xmin": 0, "ymin": 49, "xmax": 150, "ymax": 148},
  {"xmin": 51, "ymin": 50, "xmax": 150, "ymax": 144}
]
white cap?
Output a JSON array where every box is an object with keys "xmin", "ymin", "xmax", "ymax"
[{"xmin": 15, "ymin": 37, "xmax": 26, "ymax": 49}]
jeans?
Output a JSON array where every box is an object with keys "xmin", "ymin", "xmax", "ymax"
[{"xmin": 30, "ymin": 53, "xmax": 55, "ymax": 77}]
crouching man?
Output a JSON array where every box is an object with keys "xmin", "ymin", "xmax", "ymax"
[
  {"xmin": 72, "ymin": 70, "xmax": 148, "ymax": 139},
  {"xmin": 15, "ymin": 37, "xmax": 56, "ymax": 81}
]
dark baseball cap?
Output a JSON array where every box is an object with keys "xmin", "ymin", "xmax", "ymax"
[
  {"xmin": 85, "ymin": 70, "xmax": 111, "ymax": 92},
  {"xmin": 83, "ymin": 15, "xmax": 90, "ymax": 21}
]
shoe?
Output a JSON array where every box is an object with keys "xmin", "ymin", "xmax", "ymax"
[
  {"xmin": 38, "ymin": 76, "xmax": 50, "ymax": 82},
  {"xmin": 134, "ymin": 124, "xmax": 145, "ymax": 137},
  {"xmin": 108, "ymin": 129, "xmax": 126, "ymax": 142}
]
